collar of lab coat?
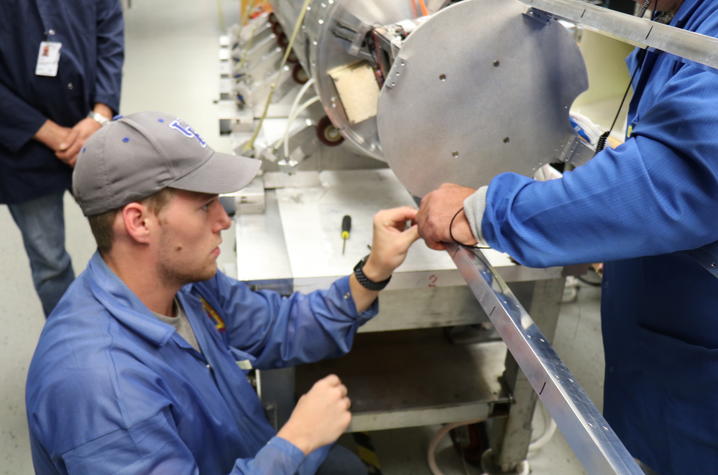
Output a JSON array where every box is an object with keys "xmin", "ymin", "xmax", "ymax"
[{"xmin": 86, "ymin": 251, "xmax": 180, "ymax": 347}]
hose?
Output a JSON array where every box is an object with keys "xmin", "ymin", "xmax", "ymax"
[
  {"xmin": 272, "ymin": 78, "xmax": 315, "ymax": 155},
  {"xmin": 426, "ymin": 417, "xmax": 485, "ymax": 475},
  {"xmin": 427, "ymin": 408, "xmax": 553, "ymax": 475},
  {"xmin": 528, "ymin": 404, "xmax": 557, "ymax": 452},
  {"xmin": 242, "ymin": 0, "xmax": 312, "ymax": 153},
  {"xmin": 282, "ymin": 96, "xmax": 319, "ymax": 159}
]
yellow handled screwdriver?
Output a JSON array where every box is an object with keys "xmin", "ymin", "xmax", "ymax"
[{"xmin": 341, "ymin": 215, "xmax": 351, "ymax": 255}]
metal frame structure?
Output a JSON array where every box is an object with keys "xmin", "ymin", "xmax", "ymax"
[{"xmin": 522, "ymin": 0, "xmax": 718, "ymax": 70}]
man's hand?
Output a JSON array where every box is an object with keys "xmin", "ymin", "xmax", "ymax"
[
  {"xmin": 33, "ymin": 120, "xmax": 72, "ymax": 155},
  {"xmin": 348, "ymin": 206, "xmax": 419, "ymax": 312},
  {"xmin": 55, "ymin": 117, "xmax": 103, "ymax": 167},
  {"xmin": 277, "ymin": 374, "xmax": 351, "ymax": 455},
  {"xmin": 362, "ymin": 206, "xmax": 420, "ymax": 282},
  {"xmin": 416, "ymin": 183, "xmax": 478, "ymax": 251}
]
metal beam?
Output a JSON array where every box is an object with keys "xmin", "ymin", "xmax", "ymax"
[
  {"xmin": 520, "ymin": 0, "xmax": 718, "ymax": 71},
  {"xmin": 448, "ymin": 244, "xmax": 642, "ymax": 474}
]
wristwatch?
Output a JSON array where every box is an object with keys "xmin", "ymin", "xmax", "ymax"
[
  {"xmin": 87, "ymin": 110, "xmax": 109, "ymax": 126},
  {"xmin": 353, "ymin": 254, "xmax": 391, "ymax": 291}
]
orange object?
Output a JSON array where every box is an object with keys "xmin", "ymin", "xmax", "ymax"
[{"xmin": 250, "ymin": 3, "xmax": 272, "ymax": 19}]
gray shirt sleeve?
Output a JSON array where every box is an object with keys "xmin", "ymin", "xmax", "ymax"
[{"xmin": 463, "ymin": 186, "xmax": 489, "ymax": 247}]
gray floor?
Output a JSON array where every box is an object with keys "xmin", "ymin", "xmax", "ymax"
[{"xmin": 0, "ymin": 1, "xmax": 603, "ymax": 473}]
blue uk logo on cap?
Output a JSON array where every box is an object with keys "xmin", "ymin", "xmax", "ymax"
[{"xmin": 169, "ymin": 119, "xmax": 207, "ymax": 148}]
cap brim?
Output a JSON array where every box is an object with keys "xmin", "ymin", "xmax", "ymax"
[{"xmin": 169, "ymin": 151, "xmax": 261, "ymax": 195}]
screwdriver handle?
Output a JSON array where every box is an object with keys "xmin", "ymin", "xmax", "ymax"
[{"xmin": 341, "ymin": 215, "xmax": 351, "ymax": 240}]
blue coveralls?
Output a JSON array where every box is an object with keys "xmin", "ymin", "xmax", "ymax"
[
  {"xmin": 479, "ymin": 0, "xmax": 718, "ymax": 471},
  {"xmin": 26, "ymin": 253, "xmax": 377, "ymax": 474}
]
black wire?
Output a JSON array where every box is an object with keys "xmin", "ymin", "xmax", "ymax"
[
  {"xmin": 449, "ymin": 207, "xmax": 490, "ymax": 250},
  {"xmin": 595, "ymin": 63, "xmax": 642, "ymax": 153},
  {"xmin": 595, "ymin": 0, "xmax": 655, "ymax": 154},
  {"xmin": 577, "ymin": 275, "xmax": 602, "ymax": 287}
]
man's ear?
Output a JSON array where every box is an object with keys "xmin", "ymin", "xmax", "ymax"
[{"xmin": 120, "ymin": 202, "xmax": 154, "ymax": 244}]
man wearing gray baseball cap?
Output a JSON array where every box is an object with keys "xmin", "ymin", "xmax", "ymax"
[{"xmin": 25, "ymin": 111, "xmax": 420, "ymax": 474}]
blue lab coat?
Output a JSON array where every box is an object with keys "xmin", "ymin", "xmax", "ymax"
[
  {"xmin": 26, "ymin": 253, "xmax": 376, "ymax": 474},
  {"xmin": 480, "ymin": 0, "xmax": 718, "ymax": 471},
  {"xmin": 0, "ymin": 0, "xmax": 123, "ymax": 204}
]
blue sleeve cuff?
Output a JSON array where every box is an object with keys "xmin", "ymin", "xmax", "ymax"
[
  {"xmin": 240, "ymin": 436, "xmax": 305, "ymax": 474},
  {"xmin": 335, "ymin": 275, "xmax": 379, "ymax": 324}
]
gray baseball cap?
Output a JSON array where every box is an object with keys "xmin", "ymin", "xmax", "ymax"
[{"xmin": 72, "ymin": 111, "xmax": 261, "ymax": 216}]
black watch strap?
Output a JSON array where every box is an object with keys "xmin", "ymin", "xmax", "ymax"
[{"xmin": 353, "ymin": 255, "xmax": 391, "ymax": 291}]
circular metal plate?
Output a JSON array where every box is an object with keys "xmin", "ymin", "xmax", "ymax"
[{"xmin": 377, "ymin": 0, "xmax": 587, "ymax": 198}]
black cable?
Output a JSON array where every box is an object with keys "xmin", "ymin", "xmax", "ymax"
[
  {"xmin": 449, "ymin": 207, "xmax": 490, "ymax": 250},
  {"xmin": 577, "ymin": 274, "xmax": 602, "ymax": 287},
  {"xmin": 594, "ymin": 0, "xmax": 655, "ymax": 154},
  {"xmin": 594, "ymin": 63, "xmax": 641, "ymax": 153}
]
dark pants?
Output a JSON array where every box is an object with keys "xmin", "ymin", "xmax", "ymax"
[{"xmin": 317, "ymin": 443, "xmax": 368, "ymax": 475}]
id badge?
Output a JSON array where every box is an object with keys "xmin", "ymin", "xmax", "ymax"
[{"xmin": 35, "ymin": 41, "xmax": 62, "ymax": 77}]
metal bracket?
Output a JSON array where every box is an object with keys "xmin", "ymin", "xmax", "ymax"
[
  {"xmin": 519, "ymin": 0, "xmax": 718, "ymax": 71},
  {"xmin": 523, "ymin": 7, "xmax": 553, "ymax": 25},
  {"xmin": 332, "ymin": 19, "xmax": 374, "ymax": 62},
  {"xmin": 384, "ymin": 57, "xmax": 407, "ymax": 90},
  {"xmin": 557, "ymin": 135, "xmax": 595, "ymax": 167}
]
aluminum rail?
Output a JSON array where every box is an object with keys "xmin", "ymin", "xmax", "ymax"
[
  {"xmin": 448, "ymin": 244, "xmax": 642, "ymax": 474},
  {"xmin": 520, "ymin": 0, "xmax": 718, "ymax": 71}
]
